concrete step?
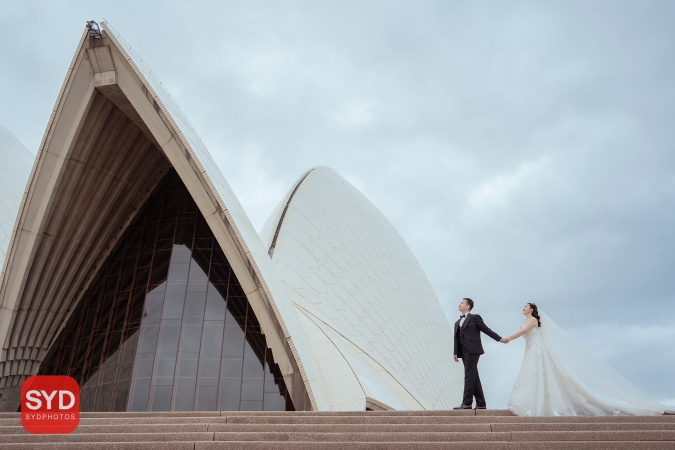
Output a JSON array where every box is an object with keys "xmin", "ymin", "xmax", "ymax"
[
  {"xmin": 0, "ymin": 443, "xmax": 512, "ymax": 450},
  {"xmin": 223, "ymin": 414, "xmax": 675, "ymax": 424},
  {"xmin": 2, "ymin": 409, "xmax": 674, "ymax": 450},
  {"xmin": 7, "ymin": 443, "xmax": 673, "ymax": 450},
  {"xmin": 211, "ymin": 431, "xmax": 512, "ymax": 442},
  {"xmin": 0, "ymin": 424, "xmax": 209, "ymax": 434},
  {"xmin": 5, "ymin": 414, "xmax": 674, "ymax": 427},
  {"xmin": 510, "ymin": 430, "xmax": 675, "ymax": 441},
  {"xmin": 0, "ymin": 432, "xmax": 214, "ymax": 443},
  {"xmin": 494, "ymin": 422, "xmax": 675, "ymax": 431}
]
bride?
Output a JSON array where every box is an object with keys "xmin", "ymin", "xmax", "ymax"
[{"xmin": 503, "ymin": 303, "xmax": 671, "ymax": 416}]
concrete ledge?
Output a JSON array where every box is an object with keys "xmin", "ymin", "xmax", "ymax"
[
  {"xmin": 213, "ymin": 431, "xmax": 511, "ymax": 442},
  {"xmin": 197, "ymin": 443, "xmax": 510, "ymax": 450},
  {"xmin": 511, "ymin": 430, "xmax": 675, "ymax": 441},
  {"xmin": 208, "ymin": 424, "xmax": 494, "ymax": 433},
  {"xmin": 0, "ymin": 444, "xmax": 196, "ymax": 450},
  {"xmin": 0, "ymin": 433, "xmax": 214, "ymax": 443},
  {"xmin": 493, "ymin": 423, "xmax": 675, "ymax": 432},
  {"xmin": 508, "ymin": 442, "xmax": 675, "ymax": 450}
]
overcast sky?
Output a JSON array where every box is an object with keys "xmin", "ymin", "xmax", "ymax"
[{"xmin": 1, "ymin": 0, "xmax": 674, "ymax": 408}]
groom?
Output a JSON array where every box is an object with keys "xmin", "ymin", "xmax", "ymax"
[{"xmin": 453, "ymin": 297, "xmax": 504, "ymax": 410}]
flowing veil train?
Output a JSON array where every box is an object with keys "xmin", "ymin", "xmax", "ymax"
[{"xmin": 508, "ymin": 311, "xmax": 671, "ymax": 416}]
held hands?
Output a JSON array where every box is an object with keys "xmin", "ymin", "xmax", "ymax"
[{"xmin": 500, "ymin": 337, "xmax": 511, "ymax": 344}]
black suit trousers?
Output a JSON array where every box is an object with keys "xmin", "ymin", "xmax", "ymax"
[{"xmin": 461, "ymin": 346, "xmax": 485, "ymax": 408}]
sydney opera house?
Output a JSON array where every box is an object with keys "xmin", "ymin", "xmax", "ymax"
[{"xmin": 0, "ymin": 22, "xmax": 463, "ymax": 412}]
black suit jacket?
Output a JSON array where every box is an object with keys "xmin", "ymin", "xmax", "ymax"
[{"xmin": 454, "ymin": 313, "xmax": 502, "ymax": 358}]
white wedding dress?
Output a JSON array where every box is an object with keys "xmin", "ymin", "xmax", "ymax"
[{"xmin": 507, "ymin": 311, "xmax": 670, "ymax": 416}]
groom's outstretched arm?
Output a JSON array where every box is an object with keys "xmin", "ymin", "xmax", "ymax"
[{"xmin": 475, "ymin": 315, "xmax": 502, "ymax": 342}]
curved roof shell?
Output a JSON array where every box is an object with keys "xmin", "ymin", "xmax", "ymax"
[
  {"xmin": 0, "ymin": 126, "xmax": 34, "ymax": 283},
  {"xmin": 261, "ymin": 167, "xmax": 463, "ymax": 410}
]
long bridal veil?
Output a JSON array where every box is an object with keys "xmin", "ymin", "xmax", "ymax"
[{"xmin": 537, "ymin": 310, "xmax": 670, "ymax": 416}]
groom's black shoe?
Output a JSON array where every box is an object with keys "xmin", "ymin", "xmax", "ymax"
[
  {"xmin": 474, "ymin": 406, "xmax": 487, "ymax": 410},
  {"xmin": 453, "ymin": 405, "xmax": 473, "ymax": 410}
]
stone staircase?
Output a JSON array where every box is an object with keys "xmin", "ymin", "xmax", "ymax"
[{"xmin": 0, "ymin": 410, "xmax": 674, "ymax": 449}]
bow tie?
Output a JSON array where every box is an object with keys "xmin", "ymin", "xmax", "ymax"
[{"xmin": 460, "ymin": 315, "xmax": 465, "ymax": 319}]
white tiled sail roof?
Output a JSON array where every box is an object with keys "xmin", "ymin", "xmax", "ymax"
[
  {"xmin": 262, "ymin": 167, "xmax": 464, "ymax": 409},
  {"xmin": 0, "ymin": 125, "xmax": 33, "ymax": 282}
]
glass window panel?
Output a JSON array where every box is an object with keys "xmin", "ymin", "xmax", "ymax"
[
  {"xmin": 80, "ymin": 386, "xmax": 95, "ymax": 411},
  {"xmin": 164, "ymin": 284, "xmax": 186, "ymax": 318},
  {"xmin": 240, "ymin": 378, "xmax": 264, "ymax": 401},
  {"xmin": 175, "ymin": 218, "xmax": 195, "ymax": 247},
  {"xmin": 200, "ymin": 323, "xmax": 223, "ymax": 359},
  {"xmin": 96, "ymin": 295, "xmax": 114, "ymax": 333},
  {"xmin": 240, "ymin": 401, "xmax": 263, "ymax": 411},
  {"xmin": 264, "ymin": 363, "xmax": 280, "ymax": 393},
  {"xmin": 194, "ymin": 219, "xmax": 211, "ymax": 240},
  {"xmin": 184, "ymin": 293, "xmax": 206, "ymax": 318},
  {"xmin": 162, "ymin": 194, "xmax": 181, "ymax": 220},
  {"xmin": 208, "ymin": 264, "xmax": 229, "ymax": 284},
  {"xmin": 137, "ymin": 251, "xmax": 153, "ymax": 270},
  {"xmin": 114, "ymin": 379, "xmax": 131, "ymax": 411},
  {"xmin": 128, "ymin": 289, "xmax": 146, "ymax": 324},
  {"xmin": 219, "ymin": 378, "xmax": 241, "ymax": 411},
  {"xmin": 191, "ymin": 248, "xmax": 211, "ymax": 272},
  {"xmin": 155, "ymin": 238, "xmax": 173, "ymax": 251},
  {"xmin": 242, "ymin": 341, "xmax": 264, "ymax": 379},
  {"xmin": 156, "ymin": 358, "xmax": 176, "ymax": 378},
  {"xmin": 193, "ymin": 238, "xmax": 212, "ymax": 250},
  {"xmin": 221, "ymin": 357, "xmax": 243, "ymax": 379},
  {"xmin": 197, "ymin": 377, "xmax": 219, "ymax": 387},
  {"xmin": 196, "ymin": 387, "xmax": 217, "ymax": 411},
  {"xmin": 204, "ymin": 286, "xmax": 225, "ymax": 319},
  {"xmin": 150, "ymin": 385, "xmax": 173, "ymax": 411},
  {"xmin": 263, "ymin": 392, "xmax": 286, "ymax": 411},
  {"xmin": 158, "ymin": 324, "xmax": 180, "ymax": 358},
  {"xmin": 129, "ymin": 377, "xmax": 151, "ymax": 411},
  {"xmin": 157, "ymin": 220, "xmax": 176, "ymax": 242},
  {"xmin": 140, "ymin": 223, "xmax": 158, "ymax": 254},
  {"xmin": 96, "ymin": 383, "xmax": 113, "ymax": 411},
  {"xmin": 226, "ymin": 295, "xmax": 247, "ymax": 319},
  {"xmin": 108, "ymin": 258, "xmax": 122, "ymax": 278},
  {"xmin": 177, "ymin": 353, "xmax": 198, "ymax": 377},
  {"xmin": 223, "ymin": 325, "xmax": 245, "ymax": 358},
  {"xmin": 151, "ymin": 252, "xmax": 171, "ymax": 286},
  {"xmin": 168, "ymin": 263, "xmax": 189, "ymax": 283},
  {"xmin": 118, "ymin": 361, "xmax": 133, "ymax": 381},
  {"xmin": 171, "ymin": 245, "xmax": 191, "ymax": 264},
  {"xmin": 144, "ymin": 293, "xmax": 164, "ymax": 318},
  {"xmin": 135, "ymin": 354, "xmax": 155, "ymax": 378},
  {"xmin": 139, "ymin": 325, "xmax": 159, "ymax": 354},
  {"xmin": 187, "ymin": 281, "xmax": 207, "ymax": 294},
  {"xmin": 120, "ymin": 257, "xmax": 136, "ymax": 288},
  {"xmin": 198, "ymin": 358, "xmax": 220, "ymax": 379},
  {"xmin": 179, "ymin": 324, "xmax": 202, "ymax": 353},
  {"xmin": 174, "ymin": 378, "xmax": 196, "ymax": 411}
]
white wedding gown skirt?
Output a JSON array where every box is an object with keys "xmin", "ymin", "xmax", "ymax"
[{"xmin": 508, "ymin": 312, "xmax": 670, "ymax": 416}]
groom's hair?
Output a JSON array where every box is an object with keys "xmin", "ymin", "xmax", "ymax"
[{"xmin": 462, "ymin": 298, "xmax": 474, "ymax": 310}]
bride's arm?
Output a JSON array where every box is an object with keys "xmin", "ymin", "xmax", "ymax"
[{"xmin": 505, "ymin": 318, "xmax": 538, "ymax": 342}]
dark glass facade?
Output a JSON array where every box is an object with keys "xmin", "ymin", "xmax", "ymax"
[{"xmin": 39, "ymin": 169, "xmax": 293, "ymax": 412}]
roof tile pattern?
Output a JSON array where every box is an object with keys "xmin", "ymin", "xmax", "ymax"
[
  {"xmin": 266, "ymin": 167, "xmax": 464, "ymax": 410},
  {"xmin": 0, "ymin": 125, "xmax": 33, "ymax": 277}
]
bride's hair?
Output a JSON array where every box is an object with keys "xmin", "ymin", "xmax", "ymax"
[{"xmin": 527, "ymin": 303, "xmax": 542, "ymax": 327}]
